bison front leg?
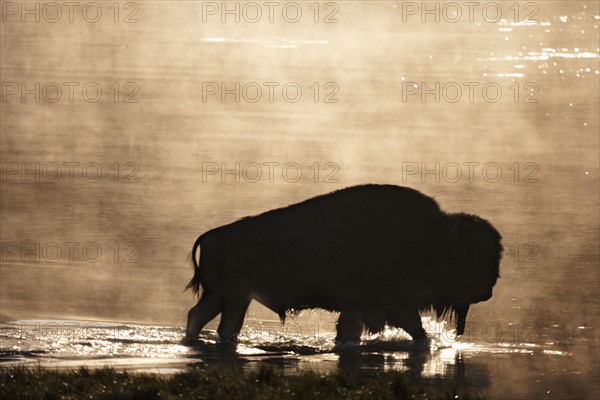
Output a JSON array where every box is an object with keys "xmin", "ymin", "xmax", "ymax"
[
  {"xmin": 335, "ymin": 312, "xmax": 364, "ymax": 344},
  {"xmin": 217, "ymin": 296, "xmax": 251, "ymax": 343},
  {"xmin": 184, "ymin": 291, "xmax": 222, "ymax": 344},
  {"xmin": 388, "ymin": 310, "xmax": 427, "ymax": 341}
]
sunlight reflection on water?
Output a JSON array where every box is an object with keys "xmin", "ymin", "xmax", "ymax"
[{"xmin": 0, "ymin": 317, "xmax": 570, "ymax": 378}]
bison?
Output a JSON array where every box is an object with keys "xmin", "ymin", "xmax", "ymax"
[{"xmin": 184, "ymin": 184, "xmax": 502, "ymax": 344}]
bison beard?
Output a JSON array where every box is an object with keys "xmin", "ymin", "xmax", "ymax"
[{"xmin": 184, "ymin": 184, "xmax": 502, "ymax": 344}]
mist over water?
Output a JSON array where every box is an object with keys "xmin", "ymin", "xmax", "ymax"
[{"xmin": 1, "ymin": 1, "xmax": 598, "ymax": 398}]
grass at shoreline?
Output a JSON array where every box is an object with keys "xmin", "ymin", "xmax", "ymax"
[{"xmin": 0, "ymin": 365, "xmax": 484, "ymax": 400}]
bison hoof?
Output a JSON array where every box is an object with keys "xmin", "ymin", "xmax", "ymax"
[
  {"xmin": 217, "ymin": 333, "xmax": 239, "ymax": 344},
  {"xmin": 182, "ymin": 335, "xmax": 200, "ymax": 346}
]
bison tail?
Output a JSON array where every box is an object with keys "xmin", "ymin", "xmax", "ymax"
[{"xmin": 185, "ymin": 235, "xmax": 204, "ymax": 295}]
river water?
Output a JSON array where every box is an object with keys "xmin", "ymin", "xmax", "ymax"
[{"xmin": 1, "ymin": 1, "xmax": 598, "ymax": 399}]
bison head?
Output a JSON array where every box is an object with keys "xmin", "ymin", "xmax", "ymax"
[{"xmin": 436, "ymin": 213, "xmax": 503, "ymax": 336}]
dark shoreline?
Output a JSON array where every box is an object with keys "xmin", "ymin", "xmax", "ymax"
[{"xmin": 0, "ymin": 365, "xmax": 484, "ymax": 400}]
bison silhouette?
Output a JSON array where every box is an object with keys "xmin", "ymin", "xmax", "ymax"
[{"xmin": 184, "ymin": 184, "xmax": 502, "ymax": 344}]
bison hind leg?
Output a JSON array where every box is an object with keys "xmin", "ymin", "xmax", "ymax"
[
  {"xmin": 335, "ymin": 312, "xmax": 364, "ymax": 344},
  {"xmin": 217, "ymin": 295, "xmax": 251, "ymax": 343},
  {"xmin": 184, "ymin": 291, "xmax": 222, "ymax": 343}
]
